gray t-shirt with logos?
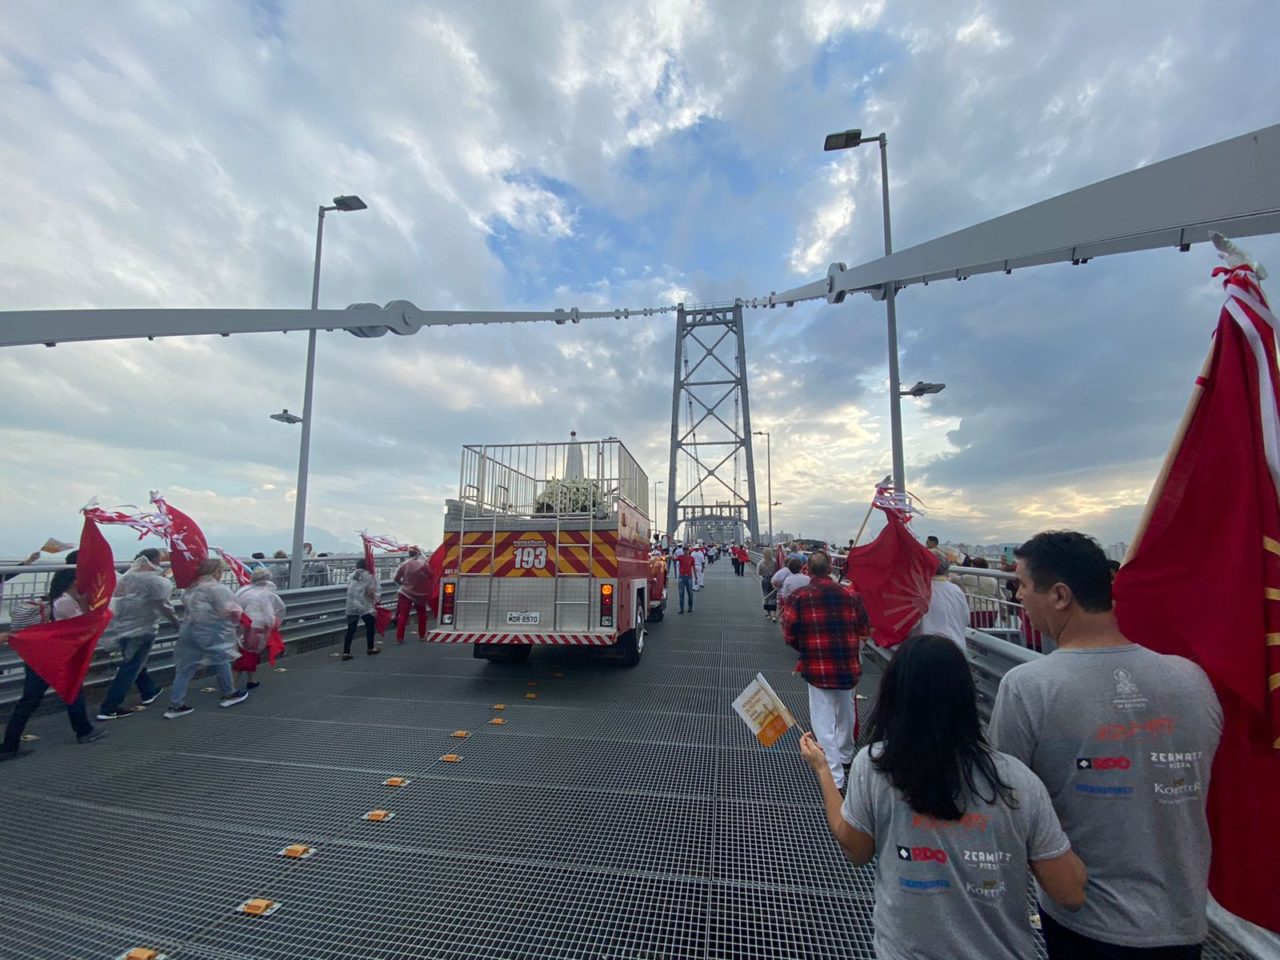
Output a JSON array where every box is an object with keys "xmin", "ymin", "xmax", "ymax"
[
  {"xmin": 989, "ymin": 644, "xmax": 1222, "ymax": 947},
  {"xmin": 841, "ymin": 745, "xmax": 1070, "ymax": 960}
]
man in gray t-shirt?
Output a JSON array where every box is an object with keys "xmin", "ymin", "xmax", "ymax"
[{"xmin": 989, "ymin": 531, "xmax": 1222, "ymax": 957}]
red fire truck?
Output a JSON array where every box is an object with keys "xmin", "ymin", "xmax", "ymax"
[{"xmin": 427, "ymin": 437, "xmax": 655, "ymax": 665}]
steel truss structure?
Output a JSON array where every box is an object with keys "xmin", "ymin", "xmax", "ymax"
[{"xmin": 666, "ymin": 304, "xmax": 760, "ymax": 544}]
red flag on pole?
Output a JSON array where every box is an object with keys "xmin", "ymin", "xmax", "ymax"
[
  {"xmin": 1114, "ymin": 262, "xmax": 1280, "ymax": 932},
  {"xmin": 843, "ymin": 509, "xmax": 938, "ymax": 648},
  {"xmin": 9, "ymin": 515, "xmax": 116, "ymax": 703},
  {"xmin": 153, "ymin": 496, "xmax": 208, "ymax": 589}
]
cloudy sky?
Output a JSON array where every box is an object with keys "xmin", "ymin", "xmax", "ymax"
[{"xmin": 2, "ymin": 0, "xmax": 1278, "ymax": 558}]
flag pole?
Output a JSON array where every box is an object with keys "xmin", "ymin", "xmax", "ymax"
[{"xmin": 1124, "ymin": 348, "xmax": 1214, "ymax": 564}]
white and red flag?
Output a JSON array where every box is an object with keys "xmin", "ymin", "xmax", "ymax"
[
  {"xmin": 1114, "ymin": 258, "xmax": 1280, "ymax": 932},
  {"xmin": 8, "ymin": 514, "xmax": 116, "ymax": 702},
  {"xmin": 360, "ymin": 533, "xmax": 409, "ymax": 634},
  {"xmin": 150, "ymin": 494, "xmax": 208, "ymax": 589}
]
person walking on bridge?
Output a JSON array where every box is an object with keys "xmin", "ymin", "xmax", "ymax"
[
  {"xmin": 692, "ymin": 545, "xmax": 706, "ymax": 590},
  {"xmin": 393, "ymin": 546, "xmax": 432, "ymax": 643},
  {"xmin": 96, "ymin": 548, "xmax": 178, "ymax": 721},
  {"xmin": 757, "ymin": 549, "xmax": 779, "ymax": 621},
  {"xmin": 233, "ymin": 567, "xmax": 286, "ymax": 691},
  {"xmin": 800, "ymin": 633, "xmax": 1085, "ymax": 960},
  {"xmin": 343, "ymin": 558, "xmax": 381, "ymax": 658},
  {"xmin": 780, "ymin": 551, "xmax": 869, "ymax": 789},
  {"xmin": 989, "ymin": 531, "xmax": 1221, "ymax": 959},
  {"xmin": 165, "ymin": 558, "xmax": 249, "ymax": 718},
  {"xmin": 675, "ymin": 546, "xmax": 695, "ymax": 614}
]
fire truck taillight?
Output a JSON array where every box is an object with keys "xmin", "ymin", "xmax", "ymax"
[
  {"xmin": 599, "ymin": 583, "xmax": 614, "ymax": 627},
  {"xmin": 442, "ymin": 582, "xmax": 457, "ymax": 624}
]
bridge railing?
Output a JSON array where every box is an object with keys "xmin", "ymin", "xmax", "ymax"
[{"xmin": 0, "ymin": 554, "xmax": 410, "ymax": 710}]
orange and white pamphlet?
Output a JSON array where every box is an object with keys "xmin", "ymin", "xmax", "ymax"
[{"xmin": 732, "ymin": 672, "xmax": 797, "ymax": 747}]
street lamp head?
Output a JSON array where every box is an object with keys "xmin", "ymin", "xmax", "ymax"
[
  {"xmin": 270, "ymin": 408, "xmax": 304, "ymax": 425},
  {"xmin": 752, "ymin": 430, "xmax": 768, "ymax": 436},
  {"xmin": 901, "ymin": 380, "xmax": 946, "ymax": 398},
  {"xmin": 332, "ymin": 195, "xmax": 367, "ymax": 212},
  {"xmin": 824, "ymin": 129, "xmax": 863, "ymax": 151}
]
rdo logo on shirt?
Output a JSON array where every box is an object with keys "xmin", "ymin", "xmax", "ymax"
[
  {"xmin": 1076, "ymin": 756, "xmax": 1131, "ymax": 771},
  {"xmin": 897, "ymin": 845, "xmax": 948, "ymax": 864}
]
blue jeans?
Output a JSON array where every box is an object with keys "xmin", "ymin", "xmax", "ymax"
[
  {"xmin": 3, "ymin": 665, "xmax": 93, "ymax": 751},
  {"xmin": 169, "ymin": 658, "xmax": 235, "ymax": 708},
  {"xmin": 99, "ymin": 634, "xmax": 160, "ymax": 713},
  {"xmin": 678, "ymin": 575, "xmax": 694, "ymax": 611}
]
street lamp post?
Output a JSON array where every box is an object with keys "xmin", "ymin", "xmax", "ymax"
[
  {"xmin": 824, "ymin": 129, "xmax": 904, "ymax": 494},
  {"xmin": 752, "ymin": 430, "xmax": 772, "ymax": 545},
  {"xmin": 288, "ymin": 194, "xmax": 367, "ymax": 588},
  {"xmin": 652, "ymin": 479, "xmax": 664, "ymax": 541}
]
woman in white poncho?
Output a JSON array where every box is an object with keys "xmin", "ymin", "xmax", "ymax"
[
  {"xmin": 234, "ymin": 567, "xmax": 287, "ymax": 690},
  {"xmin": 164, "ymin": 558, "xmax": 248, "ymax": 718}
]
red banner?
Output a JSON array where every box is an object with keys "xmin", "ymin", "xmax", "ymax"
[
  {"xmin": 1114, "ymin": 264, "xmax": 1280, "ymax": 931},
  {"xmin": 8, "ymin": 516, "xmax": 115, "ymax": 703},
  {"xmin": 843, "ymin": 510, "xmax": 937, "ymax": 648}
]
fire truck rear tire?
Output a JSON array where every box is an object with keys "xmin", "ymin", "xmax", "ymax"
[{"xmin": 619, "ymin": 604, "xmax": 645, "ymax": 667}]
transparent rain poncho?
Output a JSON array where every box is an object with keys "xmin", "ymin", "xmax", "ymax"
[{"xmin": 175, "ymin": 578, "xmax": 243, "ymax": 668}]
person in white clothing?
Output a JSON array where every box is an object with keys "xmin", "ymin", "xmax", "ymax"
[
  {"xmin": 912, "ymin": 554, "xmax": 970, "ymax": 649},
  {"xmin": 233, "ymin": 568, "xmax": 287, "ymax": 691},
  {"xmin": 692, "ymin": 547, "xmax": 705, "ymax": 589}
]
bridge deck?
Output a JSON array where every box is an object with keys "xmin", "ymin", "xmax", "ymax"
[{"xmin": 0, "ymin": 563, "xmax": 1245, "ymax": 959}]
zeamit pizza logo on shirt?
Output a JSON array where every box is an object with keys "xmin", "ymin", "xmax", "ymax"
[{"xmin": 1149, "ymin": 750, "xmax": 1203, "ymax": 770}]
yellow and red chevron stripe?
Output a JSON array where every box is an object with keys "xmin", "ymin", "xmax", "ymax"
[{"xmin": 444, "ymin": 530, "xmax": 619, "ymax": 578}]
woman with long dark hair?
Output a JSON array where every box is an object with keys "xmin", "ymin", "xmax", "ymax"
[
  {"xmin": 1, "ymin": 565, "xmax": 106, "ymax": 760},
  {"xmin": 800, "ymin": 634, "xmax": 1086, "ymax": 959}
]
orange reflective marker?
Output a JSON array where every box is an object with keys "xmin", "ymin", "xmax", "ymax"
[
  {"xmin": 553, "ymin": 672, "xmax": 565, "ymax": 678},
  {"xmin": 440, "ymin": 753, "xmax": 462, "ymax": 763},
  {"xmin": 451, "ymin": 730, "xmax": 470, "ymax": 738},
  {"xmin": 236, "ymin": 898, "xmax": 281, "ymax": 917},
  {"xmin": 492, "ymin": 704, "xmax": 506, "ymax": 710},
  {"xmin": 363, "ymin": 810, "xmax": 394, "ymax": 822},
  {"xmin": 118, "ymin": 950, "xmax": 165, "ymax": 960},
  {"xmin": 383, "ymin": 777, "xmax": 410, "ymax": 787},
  {"xmin": 489, "ymin": 717, "xmax": 507, "ymax": 725},
  {"xmin": 525, "ymin": 693, "xmax": 537, "ymax": 699},
  {"xmin": 279, "ymin": 844, "xmax": 314, "ymax": 860},
  {"xmin": 527, "ymin": 681, "xmax": 538, "ymax": 687}
]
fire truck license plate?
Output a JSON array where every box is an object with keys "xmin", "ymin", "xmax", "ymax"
[{"xmin": 506, "ymin": 611, "xmax": 540, "ymax": 625}]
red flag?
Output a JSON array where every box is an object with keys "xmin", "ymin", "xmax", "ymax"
[
  {"xmin": 9, "ymin": 515, "xmax": 115, "ymax": 702},
  {"xmin": 216, "ymin": 548, "xmax": 252, "ymax": 587},
  {"xmin": 374, "ymin": 606, "xmax": 394, "ymax": 636},
  {"xmin": 1114, "ymin": 263, "xmax": 1280, "ymax": 931},
  {"xmin": 154, "ymin": 498, "xmax": 208, "ymax": 588},
  {"xmin": 425, "ymin": 544, "xmax": 446, "ymax": 616},
  {"xmin": 266, "ymin": 623, "xmax": 286, "ymax": 665},
  {"xmin": 843, "ymin": 510, "xmax": 938, "ymax": 648}
]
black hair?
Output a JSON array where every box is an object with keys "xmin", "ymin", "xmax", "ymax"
[
  {"xmin": 251, "ymin": 552, "xmax": 266, "ymax": 560},
  {"xmin": 48, "ymin": 568, "xmax": 76, "ymax": 601},
  {"xmin": 64, "ymin": 549, "xmax": 79, "ymax": 565},
  {"xmin": 866, "ymin": 634, "xmax": 1017, "ymax": 820},
  {"xmin": 135, "ymin": 548, "xmax": 162, "ymax": 563},
  {"xmin": 1015, "ymin": 531, "xmax": 1112, "ymax": 613},
  {"xmin": 355, "ymin": 558, "xmax": 368, "ymax": 571}
]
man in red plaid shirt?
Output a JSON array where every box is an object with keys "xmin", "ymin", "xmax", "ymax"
[{"xmin": 781, "ymin": 550, "xmax": 870, "ymax": 789}]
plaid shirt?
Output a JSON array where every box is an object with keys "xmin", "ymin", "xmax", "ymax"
[{"xmin": 781, "ymin": 575, "xmax": 870, "ymax": 689}]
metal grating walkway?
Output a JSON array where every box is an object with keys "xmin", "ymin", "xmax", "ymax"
[{"xmin": 0, "ymin": 563, "xmax": 1250, "ymax": 959}]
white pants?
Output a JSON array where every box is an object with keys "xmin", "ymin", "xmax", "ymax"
[
  {"xmin": 694, "ymin": 567, "xmax": 704, "ymax": 588},
  {"xmin": 808, "ymin": 684, "xmax": 857, "ymax": 788}
]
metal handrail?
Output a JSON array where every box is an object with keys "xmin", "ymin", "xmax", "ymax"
[{"xmin": 0, "ymin": 578, "xmax": 398, "ymax": 710}]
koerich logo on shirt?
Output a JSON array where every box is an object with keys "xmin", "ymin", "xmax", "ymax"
[{"xmin": 897, "ymin": 845, "xmax": 948, "ymax": 864}]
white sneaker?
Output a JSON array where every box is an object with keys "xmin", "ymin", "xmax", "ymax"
[{"xmin": 219, "ymin": 689, "xmax": 249, "ymax": 708}]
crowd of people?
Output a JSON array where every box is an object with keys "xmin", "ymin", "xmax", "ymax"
[
  {"xmin": 770, "ymin": 531, "xmax": 1220, "ymax": 960},
  {"xmin": 0, "ymin": 546, "xmax": 438, "ymax": 755},
  {"xmin": 0, "ymin": 529, "xmax": 1230, "ymax": 958}
]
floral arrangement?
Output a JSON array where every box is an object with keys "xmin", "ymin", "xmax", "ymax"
[{"xmin": 534, "ymin": 477, "xmax": 606, "ymax": 514}]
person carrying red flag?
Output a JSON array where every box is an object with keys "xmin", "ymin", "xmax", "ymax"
[
  {"xmin": 990, "ymin": 531, "xmax": 1221, "ymax": 958},
  {"xmin": 165, "ymin": 558, "xmax": 249, "ymax": 718},
  {"xmin": 392, "ymin": 547, "xmax": 432, "ymax": 643},
  {"xmin": 842, "ymin": 509, "xmax": 937, "ymax": 649},
  {"xmin": 233, "ymin": 567, "xmax": 286, "ymax": 690},
  {"xmin": 2, "ymin": 519, "xmax": 115, "ymax": 760}
]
